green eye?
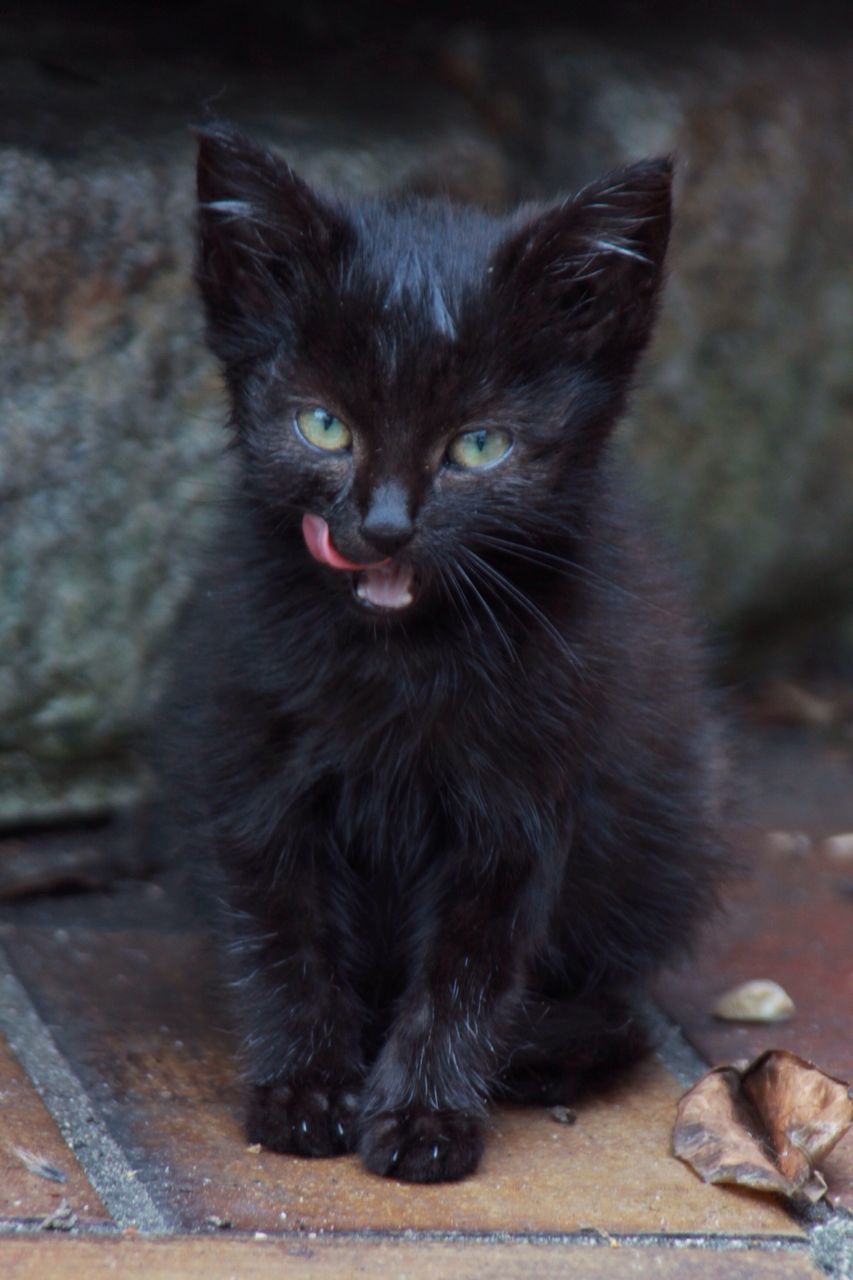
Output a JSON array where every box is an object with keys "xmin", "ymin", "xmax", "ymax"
[
  {"xmin": 448, "ymin": 428, "xmax": 512, "ymax": 470},
  {"xmin": 295, "ymin": 407, "xmax": 352, "ymax": 452}
]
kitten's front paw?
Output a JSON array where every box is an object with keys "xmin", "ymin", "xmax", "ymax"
[
  {"xmin": 359, "ymin": 1107, "xmax": 484, "ymax": 1182},
  {"xmin": 247, "ymin": 1079, "xmax": 360, "ymax": 1157}
]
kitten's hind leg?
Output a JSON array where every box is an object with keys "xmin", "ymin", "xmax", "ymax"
[{"xmin": 495, "ymin": 989, "xmax": 652, "ymax": 1107}]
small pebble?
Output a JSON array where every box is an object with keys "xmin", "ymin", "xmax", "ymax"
[
  {"xmin": 246, "ymin": 1143, "xmax": 262, "ymax": 1154},
  {"xmin": 713, "ymin": 979, "xmax": 795, "ymax": 1023},
  {"xmin": 822, "ymin": 833, "xmax": 853, "ymax": 861},
  {"xmin": 550, "ymin": 1105, "xmax": 577, "ymax": 1125}
]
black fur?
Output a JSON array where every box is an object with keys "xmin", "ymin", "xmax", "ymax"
[{"xmin": 170, "ymin": 123, "xmax": 727, "ymax": 1183}]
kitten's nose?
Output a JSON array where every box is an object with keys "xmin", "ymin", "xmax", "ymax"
[{"xmin": 360, "ymin": 480, "xmax": 414, "ymax": 556}]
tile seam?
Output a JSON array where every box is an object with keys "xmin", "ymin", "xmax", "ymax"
[
  {"xmin": 0, "ymin": 1223, "xmax": 810, "ymax": 1248},
  {"xmin": 645, "ymin": 995, "xmax": 711, "ymax": 1089}
]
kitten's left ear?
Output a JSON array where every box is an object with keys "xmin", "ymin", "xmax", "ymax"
[
  {"xmin": 492, "ymin": 157, "xmax": 673, "ymax": 373},
  {"xmin": 195, "ymin": 122, "xmax": 352, "ymax": 365}
]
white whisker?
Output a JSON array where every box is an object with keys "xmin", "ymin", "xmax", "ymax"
[
  {"xmin": 453, "ymin": 558, "xmax": 517, "ymax": 665},
  {"xmin": 459, "ymin": 547, "xmax": 584, "ymax": 677}
]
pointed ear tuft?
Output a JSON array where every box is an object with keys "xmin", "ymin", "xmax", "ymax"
[
  {"xmin": 492, "ymin": 156, "xmax": 673, "ymax": 373},
  {"xmin": 194, "ymin": 122, "xmax": 352, "ymax": 365}
]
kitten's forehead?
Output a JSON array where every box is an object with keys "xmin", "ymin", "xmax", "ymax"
[
  {"xmin": 349, "ymin": 199, "xmax": 506, "ymax": 340},
  {"xmin": 383, "ymin": 245, "xmax": 457, "ymax": 339}
]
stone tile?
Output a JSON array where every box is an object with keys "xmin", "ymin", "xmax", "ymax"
[
  {"xmin": 0, "ymin": 1036, "xmax": 109, "ymax": 1226},
  {"xmin": 4, "ymin": 922, "xmax": 798, "ymax": 1237},
  {"xmin": 0, "ymin": 1238, "xmax": 825, "ymax": 1280}
]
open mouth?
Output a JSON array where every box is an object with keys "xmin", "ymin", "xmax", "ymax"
[
  {"xmin": 353, "ymin": 562, "xmax": 416, "ymax": 611},
  {"xmin": 302, "ymin": 513, "xmax": 416, "ymax": 613}
]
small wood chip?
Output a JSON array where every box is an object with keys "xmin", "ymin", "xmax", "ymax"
[
  {"xmin": 550, "ymin": 1105, "xmax": 577, "ymax": 1124},
  {"xmin": 713, "ymin": 979, "xmax": 795, "ymax": 1023},
  {"xmin": 38, "ymin": 1199, "xmax": 78, "ymax": 1231},
  {"xmin": 246, "ymin": 1142, "xmax": 262, "ymax": 1154},
  {"xmin": 11, "ymin": 1147, "xmax": 67, "ymax": 1183},
  {"xmin": 822, "ymin": 833, "xmax": 853, "ymax": 861}
]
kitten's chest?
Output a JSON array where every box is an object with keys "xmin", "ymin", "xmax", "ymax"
[
  {"xmin": 325, "ymin": 703, "xmax": 446, "ymax": 870},
  {"xmin": 272, "ymin": 630, "xmax": 574, "ymax": 850}
]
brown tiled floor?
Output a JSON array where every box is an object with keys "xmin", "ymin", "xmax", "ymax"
[
  {"xmin": 0, "ymin": 1237, "xmax": 828, "ymax": 1280},
  {"xmin": 0, "ymin": 918, "xmax": 797, "ymax": 1237},
  {"xmin": 0, "ymin": 718, "xmax": 851, "ymax": 1276}
]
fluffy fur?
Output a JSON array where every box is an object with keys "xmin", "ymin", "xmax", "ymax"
[{"xmin": 170, "ymin": 123, "xmax": 727, "ymax": 1182}]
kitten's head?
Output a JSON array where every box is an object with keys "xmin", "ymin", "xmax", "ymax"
[{"xmin": 196, "ymin": 124, "xmax": 671, "ymax": 619}]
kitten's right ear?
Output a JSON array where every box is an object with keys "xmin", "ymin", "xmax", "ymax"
[
  {"xmin": 491, "ymin": 157, "xmax": 673, "ymax": 378},
  {"xmin": 195, "ymin": 123, "xmax": 351, "ymax": 365}
]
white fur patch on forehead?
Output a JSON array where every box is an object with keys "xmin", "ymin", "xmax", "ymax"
[{"xmin": 384, "ymin": 246, "xmax": 457, "ymax": 340}]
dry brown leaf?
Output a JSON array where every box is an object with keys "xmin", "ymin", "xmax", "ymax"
[
  {"xmin": 673, "ymin": 1067, "xmax": 793, "ymax": 1197},
  {"xmin": 673, "ymin": 1050, "xmax": 853, "ymax": 1204},
  {"xmin": 743, "ymin": 1053, "xmax": 853, "ymax": 1187}
]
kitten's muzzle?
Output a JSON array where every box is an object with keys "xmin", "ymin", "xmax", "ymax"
[
  {"xmin": 359, "ymin": 480, "xmax": 414, "ymax": 557},
  {"xmin": 301, "ymin": 513, "xmax": 416, "ymax": 612}
]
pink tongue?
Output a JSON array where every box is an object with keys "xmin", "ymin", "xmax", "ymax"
[
  {"xmin": 301, "ymin": 513, "xmax": 388, "ymax": 571},
  {"xmin": 302, "ymin": 513, "xmax": 414, "ymax": 609}
]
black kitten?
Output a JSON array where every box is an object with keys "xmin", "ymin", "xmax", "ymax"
[{"xmin": 175, "ymin": 123, "xmax": 726, "ymax": 1183}]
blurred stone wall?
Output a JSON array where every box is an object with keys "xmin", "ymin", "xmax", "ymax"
[{"xmin": 2, "ymin": 3, "xmax": 851, "ymax": 825}]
